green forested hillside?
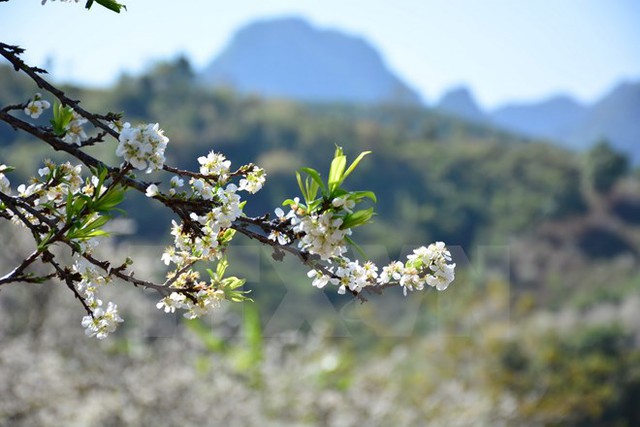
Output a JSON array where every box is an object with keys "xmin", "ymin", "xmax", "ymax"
[{"xmin": 0, "ymin": 60, "xmax": 587, "ymax": 251}]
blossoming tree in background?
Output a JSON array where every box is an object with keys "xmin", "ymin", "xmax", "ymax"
[{"xmin": 0, "ymin": 0, "xmax": 455, "ymax": 339}]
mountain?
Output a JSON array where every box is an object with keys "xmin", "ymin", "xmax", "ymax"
[
  {"xmin": 491, "ymin": 95, "xmax": 587, "ymax": 144},
  {"xmin": 567, "ymin": 82, "xmax": 640, "ymax": 163},
  {"xmin": 437, "ymin": 87, "xmax": 486, "ymax": 123},
  {"xmin": 436, "ymin": 83, "xmax": 639, "ymax": 163},
  {"xmin": 201, "ymin": 17, "xmax": 421, "ymax": 105}
]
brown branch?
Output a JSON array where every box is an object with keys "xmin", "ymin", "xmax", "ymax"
[
  {"xmin": 0, "ymin": 249, "xmax": 43, "ymax": 286},
  {"xmin": 0, "ymin": 43, "xmax": 378, "ymax": 306},
  {"xmin": 47, "ymin": 254, "xmax": 93, "ymax": 317},
  {"xmin": 0, "ymin": 42, "xmax": 120, "ymax": 140},
  {"xmin": 0, "ymin": 109, "xmax": 150, "ymax": 192}
]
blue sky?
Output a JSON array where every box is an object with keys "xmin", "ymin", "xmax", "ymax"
[{"xmin": 1, "ymin": 0, "xmax": 639, "ymax": 109}]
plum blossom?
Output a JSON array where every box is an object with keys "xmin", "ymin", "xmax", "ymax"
[
  {"xmin": 61, "ymin": 111, "xmax": 88, "ymax": 145},
  {"xmin": 332, "ymin": 196, "xmax": 355, "ymax": 213},
  {"xmin": 81, "ymin": 302, "xmax": 123, "ymax": 340},
  {"xmin": 170, "ymin": 176, "xmax": 184, "ymax": 187},
  {"xmin": 0, "ymin": 166, "xmax": 10, "ymax": 194},
  {"xmin": 116, "ymin": 122, "xmax": 169, "ymax": 173},
  {"xmin": 293, "ymin": 210, "xmax": 350, "ymax": 260},
  {"xmin": 145, "ymin": 184, "xmax": 159, "ymax": 198},
  {"xmin": 24, "ymin": 93, "xmax": 50, "ymax": 119},
  {"xmin": 239, "ymin": 166, "xmax": 266, "ymax": 193},
  {"xmin": 198, "ymin": 151, "xmax": 230, "ymax": 178}
]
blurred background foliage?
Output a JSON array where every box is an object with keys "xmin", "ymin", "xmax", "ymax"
[{"xmin": 1, "ymin": 58, "xmax": 640, "ymax": 426}]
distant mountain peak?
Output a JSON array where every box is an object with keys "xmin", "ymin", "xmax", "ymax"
[
  {"xmin": 437, "ymin": 86, "xmax": 485, "ymax": 123},
  {"xmin": 491, "ymin": 94, "xmax": 588, "ymax": 142},
  {"xmin": 200, "ymin": 16, "xmax": 422, "ymax": 105}
]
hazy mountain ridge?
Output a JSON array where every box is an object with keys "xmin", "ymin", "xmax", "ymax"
[
  {"xmin": 437, "ymin": 83, "xmax": 640, "ymax": 162},
  {"xmin": 437, "ymin": 87, "xmax": 486, "ymax": 123},
  {"xmin": 491, "ymin": 95, "xmax": 588, "ymax": 143},
  {"xmin": 201, "ymin": 17, "xmax": 421, "ymax": 105},
  {"xmin": 199, "ymin": 16, "xmax": 638, "ymax": 161}
]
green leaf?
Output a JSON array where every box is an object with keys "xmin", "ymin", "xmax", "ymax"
[
  {"xmin": 305, "ymin": 176, "xmax": 320, "ymax": 203},
  {"xmin": 216, "ymin": 258, "xmax": 228, "ymax": 278},
  {"xmin": 345, "ymin": 235, "xmax": 368, "ymax": 258},
  {"xmin": 83, "ymin": 229, "xmax": 110, "ymax": 238},
  {"xmin": 342, "ymin": 151, "xmax": 371, "ymax": 183},
  {"xmin": 66, "ymin": 195, "xmax": 88, "ymax": 223},
  {"xmin": 296, "ymin": 171, "xmax": 308, "ymax": 203},
  {"xmin": 341, "ymin": 207, "xmax": 374, "ymax": 229},
  {"xmin": 328, "ymin": 152, "xmax": 347, "ymax": 193},
  {"xmin": 299, "ymin": 167, "xmax": 325, "ymax": 192},
  {"xmin": 217, "ymin": 228, "xmax": 236, "ymax": 246},
  {"xmin": 221, "ymin": 276, "xmax": 245, "ymax": 290},
  {"xmin": 82, "ymin": 215, "xmax": 111, "ymax": 233},
  {"xmin": 350, "ymin": 190, "xmax": 377, "ymax": 203},
  {"xmin": 67, "ymin": 214, "xmax": 112, "ymax": 241},
  {"xmin": 219, "ymin": 275, "xmax": 251, "ymax": 303},
  {"xmin": 50, "ymin": 102, "xmax": 74, "ymax": 136},
  {"xmin": 65, "ymin": 190, "xmax": 75, "ymax": 222},
  {"xmin": 37, "ymin": 229, "xmax": 56, "ymax": 251},
  {"xmin": 92, "ymin": 186, "xmax": 125, "ymax": 212},
  {"xmin": 86, "ymin": 0, "xmax": 126, "ymax": 13}
]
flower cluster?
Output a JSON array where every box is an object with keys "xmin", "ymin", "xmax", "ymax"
[
  {"xmin": 308, "ymin": 258, "xmax": 379, "ymax": 294},
  {"xmin": 23, "ymin": 93, "xmax": 50, "ymax": 119},
  {"xmin": 10, "ymin": 161, "xmax": 84, "ymax": 231},
  {"xmin": 268, "ymin": 207, "xmax": 293, "ymax": 245},
  {"xmin": 1, "ymin": 160, "xmax": 125, "ymax": 338},
  {"xmin": 198, "ymin": 151, "xmax": 230, "ymax": 178},
  {"xmin": 72, "ymin": 259, "xmax": 110, "ymax": 304},
  {"xmin": 156, "ymin": 272, "xmax": 225, "ymax": 320},
  {"xmin": 159, "ymin": 153, "xmax": 253, "ymax": 270},
  {"xmin": 61, "ymin": 111, "xmax": 88, "ymax": 145},
  {"xmin": 152, "ymin": 152, "xmax": 267, "ymax": 319},
  {"xmin": 161, "ymin": 216, "xmax": 224, "ymax": 267},
  {"xmin": 239, "ymin": 166, "xmax": 266, "ymax": 193},
  {"xmin": 292, "ymin": 210, "xmax": 351, "ymax": 260},
  {"xmin": 160, "ymin": 181, "xmax": 242, "ymax": 266},
  {"xmin": 80, "ymin": 302, "xmax": 123, "ymax": 340},
  {"xmin": 306, "ymin": 242, "xmax": 455, "ymax": 296},
  {"xmin": 72, "ymin": 259, "xmax": 122, "ymax": 339},
  {"xmin": 381, "ymin": 242, "xmax": 456, "ymax": 295},
  {"xmin": 116, "ymin": 122, "xmax": 169, "ymax": 173}
]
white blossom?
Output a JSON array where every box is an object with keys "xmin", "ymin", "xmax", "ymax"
[
  {"xmin": 197, "ymin": 151, "xmax": 230, "ymax": 178},
  {"xmin": 116, "ymin": 122, "xmax": 169, "ymax": 173},
  {"xmin": 24, "ymin": 93, "xmax": 50, "ymax": 119},
  {"xmin": 293, "ymin": 210, "xmax": 350, "ymax": 261},
  {"xmin": 332, "ymin": 196, "xmax": 355, "ymax": 213},
  {"xmin": 238, "ymin": 166, "xmax": 266, "ymax": 193},
  {"xmin": 145, "ymin": 184, "xmax": 159, "ymax": 198},
  {"xmin": 156, "ymin": 292, "xmax": 187, "ymax": 313},
  {"xmin": 307, "ymin": 269, "xmax": 333, "ymax": 289},
  {"xmin": 170, "ymin": 176, "xmax": 184, "ymax": 187},
  {"xmin": 61, "ymin": 111, "xmax": 88, "ymax": 145},
  {"xmin": 378, "ymin": 261, "xmax": 404, "ymax": 285},
  {"xmin": 0, "ymin": 166, "xmax": 10, "ymax": 194},
  {"xmin": 81, "ymin": 302, "xmax": 123, "ymax": 340},
  {"xmin": 268, "ymin": 230, "xmax": 290, "ymax": 245}
]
